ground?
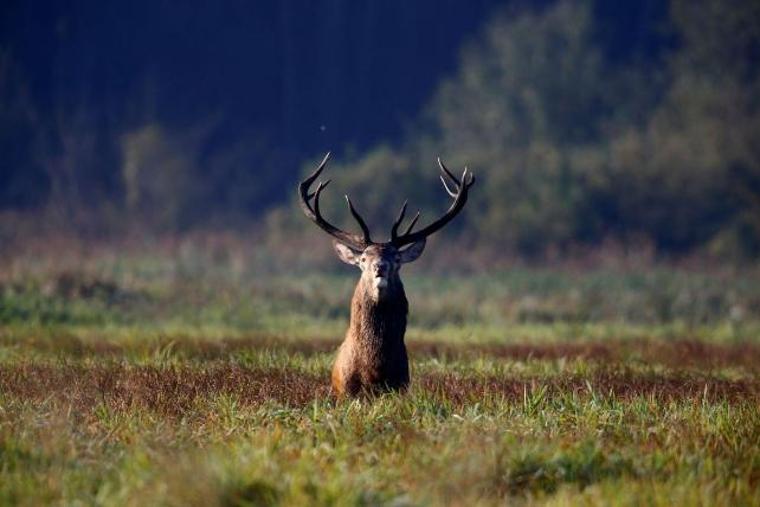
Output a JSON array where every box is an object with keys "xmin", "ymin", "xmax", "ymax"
[{"xmin": 1, "ymin": 241, "xmax": 759, "ymax": 505}]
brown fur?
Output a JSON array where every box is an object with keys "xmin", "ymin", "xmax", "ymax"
[{"xmin": 331, "ymin": 247, "xmax": 411, "ymax": 397}]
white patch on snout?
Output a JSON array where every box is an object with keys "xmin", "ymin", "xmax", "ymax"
[{"xmin": 366, "ymin": 274, "xmax": 389, "ymax": 301}]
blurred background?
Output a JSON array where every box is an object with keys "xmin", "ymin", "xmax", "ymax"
[{"xmin": 1, "ymin": 0, "xmax": 759, "ymax": 265}]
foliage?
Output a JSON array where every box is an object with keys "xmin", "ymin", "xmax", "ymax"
[{"xmin": 289, "ymin": 0, "xmax": 760, "ymax": 259}]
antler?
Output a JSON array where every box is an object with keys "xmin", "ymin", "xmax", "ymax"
[
  {"xmin": 299, "ymin": 153, "xmax": 474, "ymax": 250},
  {"xmin": 298, "ymin": 153, "xmax": 373, "ymax": 249},
  {"xmin": 390, "ymin": 158, "xmax": 475, "ymax": 247}
]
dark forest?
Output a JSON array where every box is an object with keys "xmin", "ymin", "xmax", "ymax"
[{"xmin": 1, "ymin": 0, "xmax": 758, "ymax": 259}]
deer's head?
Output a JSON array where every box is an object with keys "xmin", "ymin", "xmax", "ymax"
[
  {"xmin": 298, "ymin": 153, "xmax": 475, "ymax": 296},
  {"xmin": 331, "ymin": 243, "xmax": 426, "ymax": 293}
]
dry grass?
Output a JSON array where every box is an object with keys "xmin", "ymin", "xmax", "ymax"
[
  {"xmin": 0, "ymin": 363, "xmax": 327, "ymax": 416},
  {"xmin": 2, "ymin": 360, "xmax": 757, "ymax": 421},
  {"xmin": 6, "ymin": 333, "xmax": 760, "ymax": 370}
]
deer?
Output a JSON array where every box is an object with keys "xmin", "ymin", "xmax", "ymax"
[{"xmin": 298, "ymin": 153, "xmax": 475, "ymax": 397}]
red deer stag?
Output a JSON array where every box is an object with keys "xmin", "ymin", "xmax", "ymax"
[{"xmin": 298, "ymin": 153, "xmax": 475, "ymax": 397}]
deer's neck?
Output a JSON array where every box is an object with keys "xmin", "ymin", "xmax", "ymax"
[{"xmin": 348, "ymin": 276, "xmax": 408, "ymax": 347}]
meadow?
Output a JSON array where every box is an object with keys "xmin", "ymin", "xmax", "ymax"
[{"xmin": 1, "ymin": 237, "xmax": 759, "ymax": 506}]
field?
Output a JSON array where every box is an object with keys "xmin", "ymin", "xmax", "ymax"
[{"xmin": 1, "ymin": 238, "xmax": 759, "ymax": 506}]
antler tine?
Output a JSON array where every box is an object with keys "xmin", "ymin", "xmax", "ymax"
[
  {"xmin": 298, "ymin": 153, "xmax": 370, "ymax": 250},
  {"xmin": 465, "ymin": 168, "xmax": 476, "ymax": 187},
  {"xmin": 403, "ymin": 211, "xmax": 420, "ymax": 235},
  {"xmin": 302, "ymin": 152, "xmax": 331, "ymax": 189},
  {"xmin": 439, "ymin": 175, "xmax": 457, "ymax": 198},
  {"xmin": 438, "ymin": 158, "xmax": 464, "ymax": 197},
  {"xmin": 306, "ymin": 179, "xmax": 330, "ymax": 200},
  {"xmin": 390, "ymin": 200, "xmax": 408, "ymax": 241},
  {"xmin": 438, "ymin": 157, "xmax": 460, "ymax": 185},
  {"xmin": 390, "ymin": 157, "xmax": 475, "ymax": 247},
  {"xmin": 312, "ymin": 179, "xmax": 334, "ymax": 222},
  {"xmin": 345, "ymin": 195, "xmax": 372, "ymax": 244}
]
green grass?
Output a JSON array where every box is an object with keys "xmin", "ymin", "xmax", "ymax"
[{"xmin": 1, "ymin": 248, "xmax": 759, "ymax": 505}]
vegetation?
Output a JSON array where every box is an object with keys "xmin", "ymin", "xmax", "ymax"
[
  {"xmin": 1, "ymin": 238, "xmax": 759, "ymax": 505},
  {"xmin": 3, "ymin": 0, "xmax": 760, "ymax": 260},
  {"xmin": 301, "ymin": 0, "xmax": 760, "ymax": 259},
  {"xmin": 2, "ymin": 0, "xmax": 759, "ymax": 503}
]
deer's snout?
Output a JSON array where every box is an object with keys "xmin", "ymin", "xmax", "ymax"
[{"xmin": 374, "ymin": 261, "xmax": 390, "ymax": 278}]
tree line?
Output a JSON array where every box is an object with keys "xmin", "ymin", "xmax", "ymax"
[
  {"xmin": 2, "ymin": 0, "xmax": 758, "ymax": 259},
  {"xmin": 283, "ymin": 0, "xmax": 760, "ymax": 260}
]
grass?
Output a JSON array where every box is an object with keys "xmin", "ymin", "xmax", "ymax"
[{"xmin": 1, "ymin": 240, "xmax": 759, "ymax": 505}]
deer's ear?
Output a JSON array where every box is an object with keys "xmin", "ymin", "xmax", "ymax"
[
  {"xmin": 399, "ymin": 240, "xmax": 426, "ymax": 264},
  {"xmin": 333, "ymin": 241, "xmax": 362, "ymax": 266}
]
